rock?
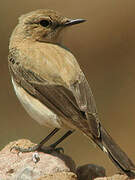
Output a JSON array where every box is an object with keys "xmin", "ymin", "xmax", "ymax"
[
  {"xmin": 76, "ymin": 164, "xmax": 106, "ymax": 180},
  {"xmin": 95, "ymin": 174, "xmax": 131, "ymax": 180},
  {"xmin": 0, "ymin": 139, "xmax": 130, "ymax": 180},
  {"xmin": 0, "ymin": 139, "xmax": 76, "ymax": 180}
]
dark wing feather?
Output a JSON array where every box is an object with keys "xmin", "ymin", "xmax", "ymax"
[
  {"xmin": 70, "ymin": 74, "xmax": 100, "ymax": 137},
  {"xmin": 8, "ymin": 58, "xmax": 100, "ymax": 137}
]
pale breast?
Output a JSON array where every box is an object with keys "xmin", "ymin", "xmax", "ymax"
[{"xmin": 12, "ymin": 78, "xmax": 62, "ymax": 128}]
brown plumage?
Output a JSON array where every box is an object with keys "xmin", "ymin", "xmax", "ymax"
[{"xmin": 8, "ymin": 9, "xmax": 135, "ymax": 177}]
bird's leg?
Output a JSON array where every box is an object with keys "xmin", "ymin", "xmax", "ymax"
[
  {"xmin": 11, "ymin": 129, "xmax": 74, "ymax": 154},
  {"xmin": 49, "ymin": 130, "xmax": 74, "ymax": 153},
  {"xmin": 36, "ymin": 130, "xmax": 74, "ymax": 153},
  {"xmin": 37, "ymin": 128, "xmax": 60, "ymax": 150},
  {"xmin": 10, "ymin": 128, "xmax": 60, "ymax": 153}
]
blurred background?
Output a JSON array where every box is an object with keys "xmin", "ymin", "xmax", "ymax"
[{"xmin": 1, "ymin": 0, "xmax": 135, "ymax": 176}]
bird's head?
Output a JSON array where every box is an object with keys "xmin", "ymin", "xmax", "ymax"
[{"xmin": 13, "ymin": 9, "xmax": 86, "ymax": 43}]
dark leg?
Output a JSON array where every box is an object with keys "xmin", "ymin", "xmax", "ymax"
[
  {"xmin": 50, "ymin": 130, "xmax": 74, "ymax": 148},
  {"xmin": 38, "ymin": 128, "xmax": 60, "ymax": 149},
  {"xmin": 11, "ymin": 128, "xmax": 60, "ymax": 153}
]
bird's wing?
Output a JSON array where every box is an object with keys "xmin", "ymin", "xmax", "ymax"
[{"xmin": 8, "ymin": 57, "xmax": 100, "ymax": 138}]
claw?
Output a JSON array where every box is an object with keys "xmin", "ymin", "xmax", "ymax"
[
  {"xmin": 10, "ymin": 144, "xmax": 40, "ymax": 153},
  {"xmin": 10, "ymin": 144, "xmax": 64, "ymax": 154},
  {"xmin": 52, "ymin": 147, "xmax": 64, "ymax": 153}
]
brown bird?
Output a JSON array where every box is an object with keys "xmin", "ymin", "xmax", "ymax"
[{"xmin": 8, "ymin": 9, "xmax": 135, "ymax": 177}]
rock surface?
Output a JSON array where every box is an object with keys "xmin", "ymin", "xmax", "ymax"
[
  {"xmin": 95, "ymin": 174, "xmax": 131, "ymax": 180},
  {"xmin": 0, "ymin": 139, "xmax": 76, "ymax": 180},
  {"xmin": 0, "ymin": 139, "xmax": 134, "ymax": 180}
]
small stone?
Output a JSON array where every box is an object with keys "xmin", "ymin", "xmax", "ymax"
[
  {"xmin": 32, "ymin": 152, "xmax": 40, "ymax": 163},
  {"xmin": 76, "ymin": 164, "xmax": 106, "ymax": 180}
]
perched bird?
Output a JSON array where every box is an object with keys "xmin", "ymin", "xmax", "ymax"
[{"xmin": 8, "ymin": 9, "xmax": 135, "ymax": 177}]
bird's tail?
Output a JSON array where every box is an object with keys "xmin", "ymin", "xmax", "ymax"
[{"xmin": 87, "ymin": 125, "xmax": 135, "ymax": 178}]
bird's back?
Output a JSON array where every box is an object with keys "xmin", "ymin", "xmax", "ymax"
[{"xmin": 9, "ymin": 38, "xmax": 82, "ymax": 87}]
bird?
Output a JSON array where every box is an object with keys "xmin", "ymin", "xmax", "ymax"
[{"xmin": 8, "ymin": 9, "xmax": 135, "ymax": 177}]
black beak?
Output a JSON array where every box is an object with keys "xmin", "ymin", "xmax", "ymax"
[{"xmin": 64, "ymin": 19, "xmax": 86, "ymax": 27}]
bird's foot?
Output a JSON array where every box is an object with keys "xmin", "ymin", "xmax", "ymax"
[
  {"xmin": 10, "ymin": 144, "xmax": 40, "ymax": 153},
  {"xmin": 10, "ymin": 144, "xmax": 64, "ymax": 154}
]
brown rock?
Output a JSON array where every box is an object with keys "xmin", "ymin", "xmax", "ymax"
[
  {"xmin": 0, "ymin": 139, "xmax": 76, "ymax": 180},
  {"xmin": 1, "ymin": 139, "xmax": 133, "ymax": 180},
  {"xmin": 95, "ymin": 174, "xmax": 133, "ymax": 180},
  {"xmin": 37, "ymin": 172, "xmax": 77, "ymax": 180},
  {"xmin": 76, "ymin": 164, "xmax": 106, "ymax": 180}
]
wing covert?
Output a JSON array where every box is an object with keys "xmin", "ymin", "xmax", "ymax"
[{"xmin": 8, "ymin": 56, "xmax": 100, "ymax": 138}]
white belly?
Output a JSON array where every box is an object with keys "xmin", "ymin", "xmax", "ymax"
[{"xmin": 12, "ymin": 78, "xmax": 62, "ymax": 128}]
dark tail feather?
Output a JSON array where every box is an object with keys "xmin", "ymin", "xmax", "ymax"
[{"xmin": 91, "ymin": 125, "xmax": 135, "ymax": 178}]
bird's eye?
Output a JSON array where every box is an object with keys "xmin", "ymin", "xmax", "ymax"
[{"xmin": 39, "ymin": 20, "xmax": 51, "ymax": 27}]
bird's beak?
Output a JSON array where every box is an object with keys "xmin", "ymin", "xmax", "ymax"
[{"xmin": 64, "ymin": 19, "xmax": 86, "ymax": 27}]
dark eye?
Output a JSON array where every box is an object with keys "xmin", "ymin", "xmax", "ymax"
[{"xmin": 39, "ymin": 20, "xmax": 51, "ymax": 27}]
